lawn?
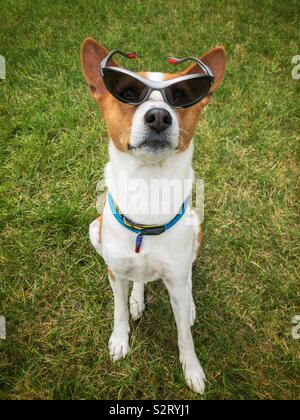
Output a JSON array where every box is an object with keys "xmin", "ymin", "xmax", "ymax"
[{"xmin": 0, "ymin": 0, "xmax": 299, "ymax": 400}]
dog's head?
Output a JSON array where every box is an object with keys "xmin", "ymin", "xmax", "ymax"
[{"xmin": 81, "ymin": 38, "xmax": 226, "ymax": 163}]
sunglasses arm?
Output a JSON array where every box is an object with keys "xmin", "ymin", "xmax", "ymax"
[
  {"xmin": 167, "ymin": 56, "xmax": 214, "ymax": 79},
  {"xmin": 100, "ymin": 49, "xmax": 137, "ymax": 75}
]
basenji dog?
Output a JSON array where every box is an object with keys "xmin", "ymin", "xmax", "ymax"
[{"xmin": 81, "ymin": 37, "xmax": 226, "ymax": 394}]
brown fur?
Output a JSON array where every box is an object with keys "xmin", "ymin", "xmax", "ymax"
[
  {"xmin": 97, "ymin": 72, "xmax": 152, "ymax": 151},
  {"xmin": 98, "ymin": 94, "xmax": 137, "ymax": 152},
  {"xmin": 108, "ymin": 268, "xmax": 115, "ymax": 282}
]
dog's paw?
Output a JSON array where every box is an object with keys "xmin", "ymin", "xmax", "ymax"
[
  {"xmin": 181, "ymin": 356, "xmax": 206, "ymax": 395},
  {"xmin": 190, "ymin": 300, "xmax": 196, "ymax": 326},
  {"xmin": 130, "ymin": 296, "xmax": 145, "ymax": 321},
  {"xmin": 109, "ymin": 333, "xmax": 130, "ymax": 362}
]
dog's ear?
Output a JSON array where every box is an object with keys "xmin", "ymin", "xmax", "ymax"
[
  {"xmin": 184, "ymin": 46, "xmax": 226, "ymax": 106},
  {"xmin": 81, "ymin": 37, "xmax": 119, "ymax": 100},
  {"xmin": 200, "ymin": 47, "xmax": 226, "ymax": 100}
]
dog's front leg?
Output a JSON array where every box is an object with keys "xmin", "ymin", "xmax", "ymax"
[
  {"xmin": 108, "ymin": 272, "xmax": 130, "ymax": 362},
  {"xmin": 164, "ymin": 275, "xmax": 206, "ymax": 395},
  {"xmin": 130, "ymin": 282, "xmax": 145, "ymax": 320}
]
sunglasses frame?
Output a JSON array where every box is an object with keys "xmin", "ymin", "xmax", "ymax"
[{"xmin": 100, "ymin": 50, "xmax": 215, "ymax": 109}]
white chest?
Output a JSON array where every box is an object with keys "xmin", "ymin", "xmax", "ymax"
[{"xmin": 99, "ymin": 203, "xmax": 196, "ymax": 283}]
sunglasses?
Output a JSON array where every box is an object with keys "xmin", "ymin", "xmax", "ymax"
[{"xmin": 100, "ymin": 50, "xmax": 215, "ymax": 109}]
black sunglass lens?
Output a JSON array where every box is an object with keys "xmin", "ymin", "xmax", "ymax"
[
  {"xmin": 165, "ymin": 77, "xmax": 212, "ymax": 107},
  {"xmin": 103, "ymin": 69, "xmax": 148, "ymax": 104}
]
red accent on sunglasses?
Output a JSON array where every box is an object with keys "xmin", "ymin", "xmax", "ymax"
[
  {"xmin": 127, "ymin": 53, "xmax": 136, "ymax": 59},
  {"xmin": 167, "ymin": 58, "xmax": 178, "ymax": 64}
]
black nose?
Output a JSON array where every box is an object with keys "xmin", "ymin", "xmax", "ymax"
[{"xmin": 144, "ymin": 108, "xmax": 172, "ymax": 133}]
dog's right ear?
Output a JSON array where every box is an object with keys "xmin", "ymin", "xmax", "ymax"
[{"xmin": 80, "ymin": 37, "xmax": 118, "ymax": 100}]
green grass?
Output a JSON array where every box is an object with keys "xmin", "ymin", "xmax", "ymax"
[{"xmin": 0, "ymin": 0, "xmax": 299, "ymax": 400}]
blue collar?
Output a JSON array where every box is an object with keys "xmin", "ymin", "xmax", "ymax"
[{"xmin": 108, "ymin": 192, "xmax": 189, "ymax": 253}]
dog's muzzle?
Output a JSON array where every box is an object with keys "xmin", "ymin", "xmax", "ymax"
[{"xmin": 129, "ymin": 95, "xmax": 180, "ymax": 158}]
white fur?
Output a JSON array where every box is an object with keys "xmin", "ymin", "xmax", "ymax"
[
  {"xmin": 145, "ymin": 72, "xmax": 165, "ymax": 82},
  {"xmin": 89, "ymin": 80, "xmax": 205, "ymax": 394},
  {"xmin": 129, "ymin": 73, "xmax": 179, "ymax": 160}
]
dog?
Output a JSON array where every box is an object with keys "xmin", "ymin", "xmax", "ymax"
[{"xmin": 81, "ymin": 37, "xmax": 226, "ymax": 394}]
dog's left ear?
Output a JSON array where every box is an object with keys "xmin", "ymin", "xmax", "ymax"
[
  {"xmin": 185, "ymin": 46, "xmax": 227, "ymax": 106},
  {"xmin": 81, "ymin": 37, "xmax": 119, "ymax": 100}
]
